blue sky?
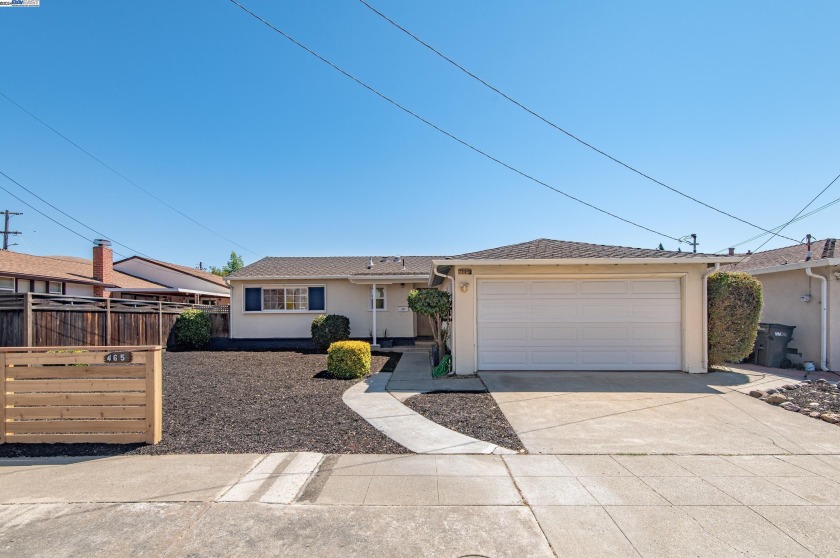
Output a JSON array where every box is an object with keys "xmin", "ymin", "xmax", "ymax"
[{"xmin": 1, "ymin": 1, "xmax": 838, "ymax": 268}]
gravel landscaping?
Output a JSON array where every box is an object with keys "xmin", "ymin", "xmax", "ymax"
[
  {"xmin": 403, "ymin": 392, "xmax": 526, "ymax": 452},
  {"xmin": 0, "ymin": 350, "xmax": 409, "ymax": 458},
  {"xmin": 749, "ymin": 378, "xmax": 840, "ymax": 425}
]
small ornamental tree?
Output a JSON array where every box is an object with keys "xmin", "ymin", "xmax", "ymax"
[
  {"xmin": 173, "ymin": 309, "xmax": 211, "ymax": 350},
  {"xmin": 407, "ymin": 289, "xmax": 452, "ymax": 360},
  {"xmin": 707, "ymin": 271, "xmax": 763, "ymax": 367}
]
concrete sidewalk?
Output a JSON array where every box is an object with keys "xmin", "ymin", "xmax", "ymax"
[
  {"xmin": 3, "ymin": 452, "xmax": 840, "ymax": 557},
  {"xmin": 385, "ymin": 350, "xmax": 484, "ymax": 398}
]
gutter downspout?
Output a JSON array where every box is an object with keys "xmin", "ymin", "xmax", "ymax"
[
  {"xmin": 702, "ymin": 263, "xmax": 720, "ymax": 372},
  {"xmin": 432, "ymin": 266, "xmax": 454, "ymax": 373},
  {"xmin": 805, "ymin": 266, "xmax": 829, "ymax": 372},
  {"xmin": 371, "ymin": 283, "xmax": 377, "ymax": 347}
]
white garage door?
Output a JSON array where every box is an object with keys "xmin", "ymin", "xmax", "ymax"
[{"xmin": 477, "ymin": 278, "xmax": 682, "ymax": 371}]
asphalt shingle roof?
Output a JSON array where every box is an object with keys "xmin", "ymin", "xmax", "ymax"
[
  {"xmin": 728, "ymin": 238, "xmax": 837, "ymax": 272},
  {"xmin": 450, "ymin": 238, "xmax": 718, "ymax": 260},
  {"xmin": 0, "ymin": 251, "xmax": 165, "ymax": 288},
  {"xmin": 228, "ymin": 256, "xmax": 439, "ymax": 279}
]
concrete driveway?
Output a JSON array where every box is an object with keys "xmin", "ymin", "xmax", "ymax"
[{"xmin": 480, "ymin": 369, "xmax": 840, "ymax": 455}]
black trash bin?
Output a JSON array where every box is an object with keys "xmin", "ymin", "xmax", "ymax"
[{"xmin": 753, "ymin": 323, "xmax": 796, "ymax": 368}]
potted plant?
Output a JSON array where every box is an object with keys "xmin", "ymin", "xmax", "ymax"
[{"xmin": 407, "ymin": 289, "xmax": 452, "ymax": 366}]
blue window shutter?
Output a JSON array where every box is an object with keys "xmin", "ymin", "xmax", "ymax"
[
  {"xmin": 245, "ymin": 288, "xmax": 262, "ymax": 311},
  {"xmin": 308, "ymin": 287, "xmax": 325, "ymax": 311}
]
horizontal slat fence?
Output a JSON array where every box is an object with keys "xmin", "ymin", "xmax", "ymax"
[
  {"xmin": 0, "ymin": 346, "xmax": 162, "ymax": 445},
  {"xmin": 0, "ymin": 294, "xmax": 229, "ymax": 348}
]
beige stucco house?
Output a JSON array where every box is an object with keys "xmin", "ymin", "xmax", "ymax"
[
  {"xmin": 733, "ymin": 239, "xmax": 838, "ymax": 371},
  {"xmin": 229, "ymin": 239, "xmax": 736, "ymax": 374},
  {"xmin": 226, "ymin": 256, "xmax": 439, "ymax": 342}
]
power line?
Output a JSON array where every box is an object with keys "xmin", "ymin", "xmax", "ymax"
[
  {"xmin": 227, "ymin": 0, "xmax": 683, "ymax": 243},
  {"xmin": 717, "ymin": 194, "xmax": 840, "ymax": 253},
  {"xmin": 356, "ymin": 0, "xmax": 801, "ymax": 245},
  {"xmin": 0, "ymin": 170, "xmax": 151, "ymax": 258},
  {"xmin": 733, "ymin": 171, "xmax": 840, "ymax": 266},
  {"xmin": 0, "ymin": 91, "xmax": 262, "ymax": 257}
]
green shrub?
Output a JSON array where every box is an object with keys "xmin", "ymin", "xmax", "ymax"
[
  {"xmin": 173, "ymin": 309, "xmax": 211, "ymax": 349},
  {"xmin": 327, "ymin": 340, "xmax": 371, "ymax": 379},
  {"xmin": 311, "ymin": 314, "xmax": 351, "ymax": 351},
  {"xmin": 708, "ymin": 271, "xmax": 763, "ymax": 367}
]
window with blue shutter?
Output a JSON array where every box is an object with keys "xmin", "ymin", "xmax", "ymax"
[
  {"xmin": 244, "ymin": 287, "xmax": 262, "ymax": 311},
  {"xmin": 308, "ymin": 287, "xmax": 325, "ymax": 311}
]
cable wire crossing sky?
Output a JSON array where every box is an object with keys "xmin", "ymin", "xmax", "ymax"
[{"xmin": 0, "ymin": 1, "xmax": 837, "ymax": 265}]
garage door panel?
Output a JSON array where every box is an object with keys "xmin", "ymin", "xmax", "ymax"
[
  {"xmin": 479, "ymin": 281, "xmax": 527, "ymax": 295},
  {"xmin": 580, "ymin": 280, "xmax": 629, "ymax": 295},
  {"xmin": 530, "ymin": 327, "xmax": 578, "ymax": 342},
  {"xmin": 529, "ymin": 281, "xmax": 578, "ymax": 295},
  {"xmin": 581, "ymin": 302, "xmax": 629, "ymax": 321},
  {"xmin": 477, "ymin": 278, "xmax": 682, "ymax": 371},
  {"xmin": 630, "ymin": 280, "xmax": 681, "ymax": 295},
  {"xmin": 530, "ymin": 301, "xmax": 579, "ymax": 321}
]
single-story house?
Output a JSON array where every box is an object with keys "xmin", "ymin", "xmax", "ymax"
[
  {"xmin": 229, "ymin": 239, "xmax": 736, "ymax": 374},
  {"xmin": 731, "ymin": 238, "xmax": 838, "ymax": 371},
  {"xmin": 226, "ymin": 255, "xmax": 439, "ymax": 341},
  {"xmin": 0, "ymin": 240, "xmax": 230, "ymax": 304}
]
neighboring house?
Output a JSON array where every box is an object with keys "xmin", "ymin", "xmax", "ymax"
[
  {"xmin": 0, "ymin": 239, "xmax": 230, "ymax": 304},
  {"xmin": 731, "ymin": 239, "xmax": 838, "ymax": 371},
  {"xmin": 230, "ymin": 238, "xmax": 736, "ymax": 374},
  {"xmin": 226, "ymin": 255, "xmax": 439, "ymax": 341},
  {"xmin": 112, "ymin": 255, "xmax": 230, "ymax": 304}
]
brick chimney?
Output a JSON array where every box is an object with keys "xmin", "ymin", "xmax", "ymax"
[
  {"xmin": 727, "ymin": 247, "xmax": 735, "ymax": 256},
  {"xmin": 92, "ymin": 239, "xmax": 113, "ymax": 298}
]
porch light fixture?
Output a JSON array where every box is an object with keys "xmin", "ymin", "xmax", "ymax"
[{"xmin": 459, "ymin": 281, "xmax": 469, "ymax": 293}]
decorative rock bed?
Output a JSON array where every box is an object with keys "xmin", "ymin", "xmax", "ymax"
[{"xmin": 749, "ymin": 378, "xmax": 840, "ymax": 425}]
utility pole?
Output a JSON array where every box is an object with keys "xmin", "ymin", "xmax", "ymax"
[{"xmin": 1, "ymin": 211, "xmax": 22, "ymax": 250}]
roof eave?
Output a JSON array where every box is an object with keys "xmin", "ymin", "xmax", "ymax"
[
  {"xmin": 432, "ymin": 256, "xmax": 739, "ymax": 266},
  {"xmin": 743, "ymin": 258, "xmax": 840, "ymax": 276},
  {"xmin": 227, "ymin": 274, "xmax": 429, "ymax": 282}
]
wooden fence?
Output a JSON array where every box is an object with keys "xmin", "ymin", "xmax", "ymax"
[
  {"xmin": 0, "ymin": 294, "xmax": 229, "ymax": 348},
  {"xmin": 0, "ymin": 346, "xmax": 162, "ymax": 445}
]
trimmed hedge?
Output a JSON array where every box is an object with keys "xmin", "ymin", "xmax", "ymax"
[
  {"xmin": 327, "ymin": 340, "xmax": 371, "ymax": 379},
  {"xmin": 311, "ymin": 314, "xmax": 351, "ymax": 351},
  {"xmin": 173, "ymin": 309, "xmax": 211, "ymax": 350},
  {"xmin": 708, "ymin": 271, "xmax": 763, "ymax": 367}
]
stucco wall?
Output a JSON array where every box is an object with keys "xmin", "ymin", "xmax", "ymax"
[
  {"xmin": 229, "ymin": 278, "xmax": 425, "ymax": 339},
  {"xmin": 449, "ymin": 263, "xmax": 711, "ymax": 375},
  {"xmin": 114, "ymin": 259, "xmax": 230, "ymax": 296},
  {"xmin": 65, "ymin": 283, "xmax": 95, "ymax": 296},
  {"xmin": 754, "ymin": 266, "xmax": 836, "ymax": 368}
]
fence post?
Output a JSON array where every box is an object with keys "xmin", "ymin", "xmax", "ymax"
[
  {"xmin": 23, "ymin": 292, "xmax": 32, "ymax": 347},
  {"xmin": 158, "ymin": 302, "xmax": 163, "ymax": 347},
  {"xmin": 0, "ymin": 352, "xmax": 6, "ymax": 444},
  {"xmin": 145, "ymin": 346, "xmax": 163, "ymax": 444},
  {"xmin": 105, "ymin": 298, "xmax": 111, "ymax": 346}
]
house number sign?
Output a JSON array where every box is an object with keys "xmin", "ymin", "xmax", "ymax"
[
  {"xmin": 104, "ymin": 351, "xmax": 132, "ymax": 363},
  {"xmin": 457, "ymin": 268, "xmax": 472, "ymax": 275}
]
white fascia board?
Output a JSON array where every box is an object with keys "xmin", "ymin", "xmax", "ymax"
[
  {"xmin": 431, "ymin": 256, "xmax": 739, "ymax": 267},
  {"xmin": 349, "ymin": 275, "xmax": 430, "ymax": 284},
  {"xmin": 745, "ymin": 259, "xmax": 840, "ymax": 276},
  {"xmin": 226, "ymin": 275, "xmax": 350, "ymax": 282}
]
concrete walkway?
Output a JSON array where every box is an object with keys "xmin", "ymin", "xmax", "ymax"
[
  {"xmin": 384, "ymin": 350, "xmax": 484, "ymax": 400},
  {"xmin": 343, "ymin": 371, "xmax": 511, "ymax": 454},
  {"xmin": 4, "ymin": 452, "xmax": 840, "ymax": 556},
  {"xmin": 481, "ymin": 369, "xmax": 840, "ymax": 455}
]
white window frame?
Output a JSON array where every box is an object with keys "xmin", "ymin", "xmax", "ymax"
[
  {"xmin": 48, "ymin": 281, "xmax": 63, "ymax": 294},
  {"xmin": 369, "ymin": 286, "xmax": 387, "ymax": 311},
  {"xmin": 242, "ymin": 284, "xmax": 326, "ymax": 314},
  {"xmin": 0, "ymin": 276, "xmax": 14, "ymax": 292}
]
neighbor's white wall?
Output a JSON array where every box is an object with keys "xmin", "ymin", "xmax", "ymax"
[
  {"xmin": 830, "ymin": 268, "xmax": 840, "ymax": 370},
  {"xmin": 114, "ymin": 260, "xmax": 230, "ymax": 295},
  {"xmin": 229, "ymin": 279, "xmax": 423, "ymax": 339},
  {"xmin": 65, "ymin": 282, "xmax": 95, "ymax": 296},
  {"xmin": 450, "ymin": 263, "xmax": 710, "ymax": 375},
  {"xmin": 753, "ymin": 267, "xmax": 832, "ymax": 367}
]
